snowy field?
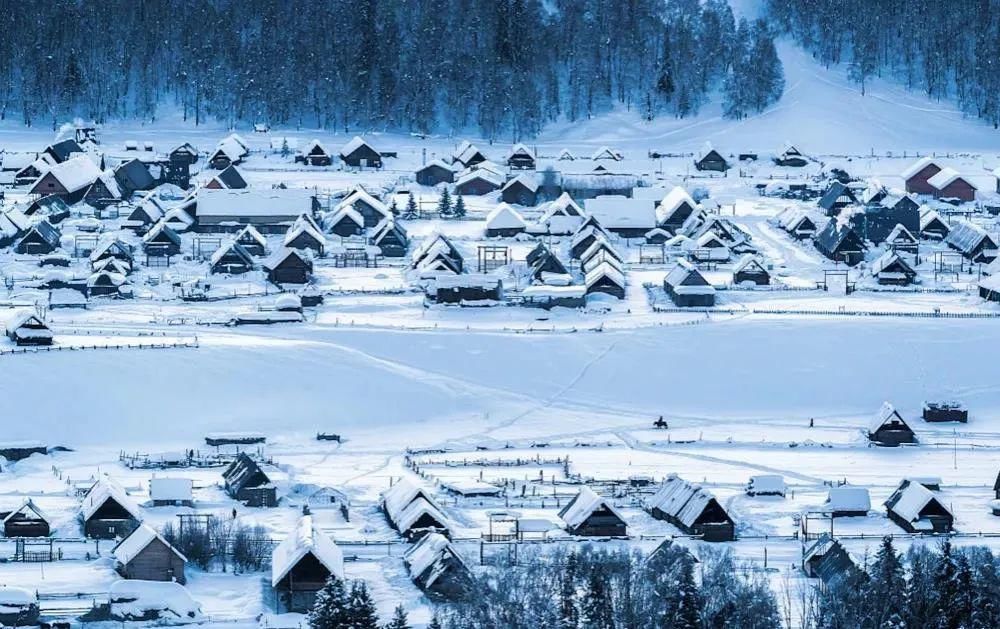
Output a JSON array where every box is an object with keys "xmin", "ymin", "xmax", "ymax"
[{"xmin": 1, "ymin": 25, "xmax": 1000, "ymax": 629}]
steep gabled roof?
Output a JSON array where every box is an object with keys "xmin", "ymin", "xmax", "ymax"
[
  {"xmin": 80, "ymin": 478, "xmax": 143, "ymax": 522},
  {"xmin": 558, "ymin": 487, "xmax": 625, "ymax": 529},
  {"xmin": 113, "ymin": 523, "xmax": 187, "ymax": 565},
  {"xmin": 271, "ymin": 515, "xmax": 344, "ymax": 586}
]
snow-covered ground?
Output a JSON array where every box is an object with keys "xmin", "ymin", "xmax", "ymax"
[{"xmin": 1, "ymin": 22, "xmax": 1000, "ymax": 629}]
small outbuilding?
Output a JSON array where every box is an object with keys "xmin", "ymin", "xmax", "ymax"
[
  {"xmin": 339, "ymin": 136, "xmax": 382, "ymax": 168},
  {"xmin": 646, "ymin": 475, "xmax": 735, "ymax": 542},
  {"xmin": 210, "ymin": 242, "xmax": 255, "ymax": 274},
  {"xmin": 694, "ymin": 143, "xmax": 728, "ymax": 172},
  {"xmin": 870, "ymin": 250, "xmax": 917, "ymax": 286},
  {"xmin": 802, "ymin": 534, "xmax": 858, "ymax": 584},
  {"xmin": 733, "ymin": 255, "xmax": 770, "ymax": 286},
  {"xmin": 113, "ymin": 523, "xmax": 187, "ymax": 584},
  {"xmin": 558, "ymin": 487, "xmax": 627, "ymax": 537},
  {"xmin": 1, "ymin": 499, "xmax": 51, "ymax": 537},
  {"xmin": 822, "ymin": 486, "xmax": 871, "ymax": 517},
  {"xmin": 416, "ymin": 160, "xmax": 455, "ymax": 186},
  {"xmin": 80, "ymin": 479, "xmax": 143, "ymax": 539},
  {"xmin": 664, "ymin": 259, "xmax": 715, "ymax": 307},
  {"xmin": 500, "ymin": 174, "xmax": 538, "ymax": 206},
  {"xmin": 298, "ymin": 139, "xmax": 332, "ymax": 166},
  {"xmin": 222, "ymin": 453, "xmax": 277, "ymax": 507},
  {"xmin": 884, "ymin": 479, "xmax": 953, "ymax": 533},
  {"xmin": 484, "ymin": 204, "xmax": 526, "ymax": 237},
  {"xmin": 814, "ymin": 219, "xmax": 867, "ymax": 266},
  {"xmin": 403, "ymin": 532, "xmax": 473, "ymax": 601},
  {"xmin": 370, "ymin": 218, "xmax": 409, "ymax": 257},
  {"xmin": 149, "ymin": 478, "xmax": 194, "ymax": 507},
  {"xmin": 5, "ymin": 311, "xmax": 53, "ymax": 346},
  {"xmin": 868, "ymin": 402, "xmax": 917, "ymax": 447},
  {"xmin": 506, "ymin": 143, "xmax": 536, "ymax": 170},
  {"xmin": 271, "ymin": 513, "xmax": 345, "ymax": 613},
  {"xmin": 382, "ymin": 478, "xmax": 452, "ymax": 540},
  {"xmin": 14, "ymin": 221, "xmax": 61, "ymax": 255}
]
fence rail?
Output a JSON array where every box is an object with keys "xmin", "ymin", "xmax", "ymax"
[{"xmin": 0, "ymin": 339, "xmax": 198, "ymax": 356}]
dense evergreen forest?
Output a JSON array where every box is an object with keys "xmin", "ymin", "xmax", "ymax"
[
  {"xmin": 769, "ymin": 0, "xmax": 1000, "ymax": 127},
  {"xmin": 0, "ymin": 0, "xmax": 782, "ymax": 139}
]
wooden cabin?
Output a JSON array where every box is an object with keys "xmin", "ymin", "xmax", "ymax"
[
  {"xmin": 403, "ymin": 532, "xmax": 473, "ymax": 601},
  {"xmin": 656, "ymin": 187, "xmax": 698, "ymax": 232},
  {"xmin": 234, "ymin": 225, "xmax": 268, "ymax": 256},
  {"xmin": 430, "ymin": 274, "xmax": 503, "ymax": 304},
  {"xmin": 823, "ymin": 486, "xmax": 871, "ymax": 517},
  {"xmin": 584, "ymin": 261, "xmax": 625, "ymax": 300},
  {"xmin": 945, "ymin": 220, "xmax": 998, "ymax": 263},
  {"xmin": 500, "ymin": 174, "xmax": 538, "ymax": 206},
  {"xmin": 4, "ymin": 311, "xmax": 53, "ymax": 346},
  {"xmin": 80, "ymin": 479, "xmax": 142, "ymax": 539},
  {"xmin": 919, "ymin": 208, "xmax": 950, "ymax": 240},
  {"xmin": 1, "ymin": 499, "xmax": 50, "ymax": 537},
  {"xmin": 416, "ymin": 160, "xmax": 456, "ymax": 186},
  {"xmin": 411, "ymin": 234, "xmax": 464, "ymax": 274},
  {"xmin": 114, "ymin": 159, "xmax": 155, "ymax": 195},
  {"xmin": 325, "ymin": 205, "xmax": 365, "ymax": 238},
  {"xmin": 733, "ymin": 255, "xmax": 770, "ymax": 285},
  {"xmin": 142, "ymin": 222, "xmax": 182, "ymax": 257},
  {"xmin": 113, "ymin": 524, "xmax": 187, "ymax": 584},
  {"xmin": 265, "ymin": 248, "xmax": 313, "ymax": 284},
  {"xmin": 336, "ymin": 188, "xmax": 390, "ymax": 228},
  {"xmin": 884, "ymin": 479, "xmax": 953, "ymax": 533},
  {"xmin": 559, "ymin": 487, "xmax": 627, "ymax": 536},
  {"xmin": 646, "ymin": 475, "xmax": 735, "ymax": 541},
  {"xmin": 87, "ymin": 270, "xmax": 129, "ymax": 297},
  {"xmin": 204, "ymin": 165, "xmax": 248, "ymax": 190},
  {"xmin": 370, "ymin": 219, "xmax": 409, "ymax": 257},
  {"xmin": 455, "ymin": 167, "xmax": 503, "ymax": 196},
  {"xmin": 506, "ymin": 143, "xmax": 536, "ymax": 170},
  {"xmin": 818, "ymin": 181, "xmax": 859, "ymax": 216},
  {"xmin": 14, "ymin": 221, "xmax": 61, "ymax": 255},
  {"xmin": 208, "ymin": 137, "xmax": 246, "ymax": 169},
  {"xmin": 452, "ymin": 141, "xmax": 488, "ymax": 168},
  {"xmin": 774, "ymin": 143, "xmax": 808, "ymax": 167},
  {"xmin": 814, "ymin": 219, "xmax": 866, "ymax": 266},
  {"xmin": 526, "ymin": 243, "xmax": 570, "ymax": 281},
  {"xmin": 0, "ymin": 588, "xmax": 38, "ymax": 627},
  {"xmin": 382, "ymin": 478, "xmax": 452, "ymax": 540},
  {"xmin": 210, "ymin": 242, "xmax": 255, "ymax": 274},
  {"xmin": 84, "ymin": 172, "xmax": 124, "ymax": 209},
  {"xmin": 484, "ymin": 203, "xmax": 526, "ymax": 237},
  {"xmin": 29, "ymin": 156, "xmax": 99, "ymax": 204},
  {"xmin": 871, "ymin": 251, "xmax": 916, "ymax": 286},
  {"xmin": 298, "ymin": 139, "xmax": 332, "ymax": 166},
  {"xmin": 694, "ymin": 143, "xmax": 729, "ymax": 172},
  {"xmin": 901, "ymin": 157, "xmax": 942, "ymax": 195},
  {"xmin": 222, "ymin": 453, "xmax": 277, "ymax": 507},
  {"xmin": 884, "ymin": 223, "xmax": 919, "ymax": 253},
  {"xmin": 169, "ymin": 143, "xmax": 199, "ymax": 166},
  {"xmin": 43, "ymin": 139, "xmax": 83, "ymax": 164},
  {"xmin": 868, "ymin": 402, "xmax": 917, "ymax": 446},
  {"xmin": 802, "ymin": 534, "xmax": 858, "ymax": 584},
  {"xmin": 271, "ymin": 513, "xmax": 344, "ymax": 613},
  {"xmin": 339, "ymin": 136, "xmax": 382, "ymax": 168},
  {"xmin": 664, "ymin": 259, "xmax": 715, "ymax": 307}
]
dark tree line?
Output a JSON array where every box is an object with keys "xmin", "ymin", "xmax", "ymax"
[
  {"xmin": 768, "ymin": 0, "xmax": 1000, "ymax": 127},
  {"xmin": 812, "ymin": 537, "xmax": 1000, "ymax": 629},
  {"xmin": 0, "ymin": 0, "xmax": 782, "ymax": 138},
  {"xmin": 434, "ymin": 544, "xmax": 781, "ymax": 629}
]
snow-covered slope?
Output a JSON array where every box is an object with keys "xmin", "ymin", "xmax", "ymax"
[{"xmin": 536, "ymin": 40, "xmax": 1000, "ymax": 155}]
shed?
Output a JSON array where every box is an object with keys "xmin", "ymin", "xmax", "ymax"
[
  {"xmin": 411, "ymin": 234, "xmax": 464, "ymax": 274},
  {"xmin": 283, "ymin": 217, "xmax": 327, "ymax": 255},
  {"xmin": 337, "ymin": 187, "xmax": 390, "ymax": 228},
  {"xmin": 22, "ymin": 195, "xmax": 70, "ymax": 222},
  {"xmin": 339, "ymin": 136, "xmax": 382, "ymax": 168},
  {"xmin": 43, "ymin": 139, "xmax": 84, "ymax": 164},
  {"xmin": 403, "ymin": 532, "xmax": 473, "ymax": 600},
  {"xmin": 774, "ymin": 142, "xmax": 808, "ymax": 167},
  {"xmin": 870, "ymin": 251, "xmax": 916, "ymax": 286},
  {"xmin": 80, "ymin": 479, "xmax": 142, "ymax": 539},
  {"xmin": 591, "ymin": 146, "xmax": 622, "ymax": 161},
  {"xmin": 814, "ymin": 219, "xmax": 866, "ymax": 266},
  {"xmin": 922, "ymin": 401, "xmax": 968, "ymax": 423},
  {"xmin": 113, "ymin": 524, "xmax": 187, "ymax": 584},
  {"xmin": 169, "ymin": 143, "xmax": 199, "ymax": 166},
  {"xmin": 452, "ymin": 141, "xmax": 488, "ymax": 168},
  {"xmin": 91, "ymin": 239, "xmax": 134, "ymax": 266},
  {"xmin": 370, "ymin": 218, "xmax": 409, "ymax": 257},
  {"xmin": 114, "ymin": 159, "xmax": 156, "ymax": 195},
  {"xmin": 884, "ymin": 223, "xmax": 919, "ymax": 253},
  {"xmin": 142, "ymin": 222, "xmax": 182, "ymax": 257},
  {"xmin": 5, "ymin": 311, "xmax": 53, "ymax": 346},
  {"xmin": 0, "ymin": 587, "xmax": 38, "ymax": 627},
  {"xmin": 656, "ymin": 187, "xmax": 698, "ymax": 232},
  {"xmin": 382, "ymin": 478, "xmax": 452, "ymax": 539},
  {"xmin": 584, "ymin": 195, "xmax": 656, "ymax": 238},
  {"xmin": 927, "ymin": 167, "xmax": 976, "ymax": 202},
  {"xmin": 584, "ymin": 261, "xmax": 625, "ymax": 299},
  {"xmin": 204, "ymin": 165, "xmax": 248, "ymax": 190},
  {"xmin": 235, "ymin": 224, "xmax": 268, "ymax": 256},
  {"xmin": 222, "ymin": 453, "xmax": 277, "ymax": 507},
  {"xmin": 1, "ymin": 499, "xmax": 50, "ymax": 537},
  {"xmin": 868, "ymin": 402, "xmax": 916, "ymax": 446},
  {"xmin": 210, "ymin": 241, "xmax": 255, "ymax": 274},
  {"xmin": 521, "ymin": 285, "xmax": 587, "ymax": 309},
  {"xmin": 84, "ymin": 171, "xmax": 124, "ymax": 208},
  {"xmin": 455, "ymin": 167, "xmax": 503, "ymax": 196},
  {"xmin": 694, "ymin": 143, "xmax": 729, "ymax": 172},
  {"xmin": 884, "ymin": 479, "xmax": 953, "ymax": 533},
  {"xmin": 945, "ymin": 220, "xmax": 997, "ymax": 263},
  {"xmin": 506, "ymin": 143, "xmax": 536, "ymax": 170},
  {"xmin": 802, "ymin": 534, "xmax": 858, "ymax": 584},
  {"xmin": 646, "ymin": 475, "xmax": 735, "ymax": 541},
  {"xmin": 919, "ymin": 208, "xmax": 950, "ymax": 240},
  {"xmin": 664, "ymin": 259, "xmax": 715, "ymax": 307},
  {"xmin": 501, "ymin": 174, "xmax": 538, "ymax": 206},
  {"xmin": 271, "ymin": 514, "xmax": 344, "ymax": 613},
  {"xmin": 818, "ymin": 181, "xmax": 859, "ymax": 216},
  {"xmin": 558, "ymin": 487, "xmax": 627, "ymax": 536},
  {"xmin": 324, "ymin": 205, "xmax": 365, "ymax": 238},
  {"xmin": 14, "ymin": 221, "xmax": 61, "ymax": 255},
  {"xmin": 416, "ymin": 160, "xmax": 455, "ymax": 186},
  {"xmin": 526, "ymin": 243, "xmax": 569, "ymax": 280},
  {"xmin": 299, "ymin": 139, "xmax": 332, "ymax": 166},
  {"xmin": 431, "ymin": 274, "xmax": 503, "ymax": 304}
]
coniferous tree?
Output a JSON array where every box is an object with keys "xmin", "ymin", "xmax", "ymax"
[
  {"xmin": 866, "ymin": 536, "xmax": 906, "ymax": 626},
  {"xmin": 308, "ymin": 575, "xmax": 351, "ymax": 629},
  {"xmin": 384, "ymin": 604, "xmax": 410, "ymax": 629},
  {"xmin": 579, "ymin": 566, "xmax": 614, "ymax": 629},
  {"xmin": 452, "ymin": 195, "xmax": 466, "ymax": 218},
  {"xmin": 404, "ymin": 193, "xmax": 419, "ymax": 220},
  {"xmin": 347, "ymin": 581, "xmax": 380, "ymax": 629},
  {"xmin": 437, "ymin": 187, "xmax": 452, "ymax": 217}
]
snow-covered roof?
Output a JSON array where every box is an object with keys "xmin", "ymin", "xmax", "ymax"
[
  {"xmin": 433, "ymin": 273, "xmax": 502, "ymax": 290},
  {"xmin": 149, "ymin": 478, "xmax": 193, "ymax": 503},
  {"xmin": 1, "ymin": 152, "xmax": 37, "ymax": 171},
  {"xmin": 340, "ymin": 135, "xmax": 375, "ymax": 157},
  {"xmin": 35, "ymin": 155, "xmax": 101, "ymax": 193},
  {"xmin": 236, "ymin": 224, "xmax": 267, "ymax": 247},
  {"xmin": 871, "ymin": 251, "xmax": 915, "ymax": 278},
  {"xmin": 665, "ymin": 259, "xmax": 713, "ymax": 295},
  {"xmin": 522, "ymin": 284, "xmax": 586, "ymax": 298},
  {"xmin": 0, "ymin": 586, "xmax": 35, "ymax": 606},
  {"xmin": 747, "ymin": 475, "xmax": 786, "ymax": 494},
  {"xmin": 733, "ymin": 254, "xmax": 767, "ymax": 275},
  {"xmin": 301, "ymin": 138, "xmax": 328, "ymax": 156},
  {"xmin": 403, "ymin": 532, "xmax": 469, "ymax": 589},
  {"xmin": 885, "ymin": 480, "xmax": 951, "ymax": 522},
  {"xmin": 886, "ymin": 223, "xmax": 917, "ymax": 245},
  {"xmin": 382, "ymin": 477, "xmax": 434, "ymax": 520},
  {"xmin": 454, "ymin": 140, "xmax": 486, "ymax": 164},
  {"xmin": 869, "ymin": 402, "xmax": 912, "ymax": 434},
  {"xmin": 113, "ymin": 523, "xmax": 187, "ymax": 564},
  {"xmin": 212, "ymin": 137, "xmax": 245, "ymax": 162},
  {"xmin": 271, "ymin": 514, "xmax": 345, "ymax": 586},
  {"xmin": 4, "ymin": 310, "xmax": 48, "ymax": 336},
  {"xmin": 337, "ymin": 187, "xmax": 389, "ymax": 217},
  {"xmin": 327, "ymin": 204, "xmax": 365, "ymax": 229},
  {"xmin": 824, "ymin": 486, "xmax": 871, "ymax": 513},
  {"xmin": 81, "ymin": 478, "xmax": 143, "ymax": 522},
  {"xmin": 647, "ymin": 475, "xmax": 728, "ymax": 528},
  {"xmin": 945, "ymin": 220, "xmax": 994, "ymax": 254},
  {"xmin": 502, "ymin": 173, "xmax": 538, "ymax": 193},
  {"xmin": 456, "ymin": 166, "xmax": 504, "ymax": 188},
  {"xmin": 584, "ymin": 196, "xmax": 656, "ymax": 229},
  {"xmin": 657, "ymin": 187, "xmax": 697, "ymax": 223},
  {"xmin": 109, "ymin": 580, "xmax": 201, "ymax": 620},
  {"xmin": 198, "ymin": 188, "xmax": 314, "ymax": 218},
  {"xmin": 544, "ymin": 192, "xmax": 585, "ymax": 218},
  {"xmin": 591, "ymin": 146, "xmax": 621, "ymax": 161},
  {"xmin": 0, "ymin": 208, "xmax": 30, "ymax": 237},
  {"xmin": 928, "ymin": 167, "xmax": 976, "ymax": 191},
  {"xmin": 1, "ymin": 498, "xmax": 49, "ymax": 525},
  {"xmin": 900, "ymin": 156, "xmax": 940, "ymax": 180},
  {"xmin": 508, "ymin": 143, "xmax": 534, "ymax": 159},
  {"xmin": 395, "ymin": 497, "xmax": 452, "ymax": 533},
  {"xmin": 584, "ymin": 261, "xmax": 625, "ymax": 290},
  {"xmin": 485, "ymin": 203, "xmax": 526, "ymax": 230},
  {"xmin": 558, "ymin": 486, "xmax": 624, "ymax": 529}
]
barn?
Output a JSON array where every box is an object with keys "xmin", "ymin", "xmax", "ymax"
[
  {"xmin": 210, "ymin": 242, "xmax": 255, "ymax": 274},
  {"xmin": 403, "ymin": 533, "xmax": 473, "ymax": 601},
  {"xmin": 901, "ymin": 157, "xmax": 943, "ymax": 195},
  {"xmin": 694, "ymin": 142, "xmax": 729, "ymax": 172},
  {"xmin": 29, "ymin": 155, "xmax": 101, "ymax": 204},
  {"xmin": 814, "ymin": 219, "xmax": 867, "ymax": 266},
  {"xmin": 370, "ymin": 218, "xmax": 409, "ymax": 257},
  {"xmin": 222, "ymin": 453, "xmax": 278, "ymax": 507},
  {"xmin": 868, "ymin": 402, "xmax": 917, "ymax": 446},
  {"xmin": 559, "ymin": 487, "xmax": 627, "ymax": 536},
  {"xmin": 80, "ymin": 479, "xmax": 142, "ymax": 539},
  {"xmin": 416, "ymin": 160, "xmax": 455, "ymax": 186},
  {"xmin": 484, "ymin": 204, "xmax": 526, "ymax": 237},
  {"xmin": 1, "ymin": 499, "xmax": 51, "ymax": 537},
  {"xmin": 646, "ymin": 475, "xmax": 735, "ymax": 541},
  {"xmin": 501, "ymin": 174, "xmax": 538, "ymax": 206},
  {"xmin": 927, "ymin": 167, "xmax": 977, "ymax": 202},
  {"xmin": 14, "ymin": 221, "xmax": 61, "ymax": 255},
  {"xmin": 656, "ymin": 187, "xmax": 698, "ymax": 232},
  {"xmin": 664, "ymin": 259, "xmax": 715, "ymax": 307},
  {"xmin": 945, "ymin": 220, "xmax": 998, "ymax": 263},
  {"xmin": 339, "ymin": 136, "xmax": 382, "ymax": 168},
  {"xmin": 884, "ymin": 479, "xmax": 953, "ymax": 533},
  {"xmin": 271, "ymin": 513, "xmax": 344, "ymax": 613},
  {"xmin": 298, "ymin": 139, "xmax": 332, "ymax": 166},
  {"xmin": 5, "ymin": 311, "xmax": 53, "ymax": 346},
  {"xmin": 113, "ymin": 524, "xmax": 187, "ymax": 584},
  {"xmin": 382, "ymin": 478, "xmax": 452, "ymax": 540},
  {"xmin": 506, "ymin": 143, "xmax": 536, "ymax": 170},
  {"xmin": 870, "ymin": 250, "xmax": 916, "ymax": 286},
  {"xmin": 733, "ymin": 255, "xmax": 770, "ymax": 285}
]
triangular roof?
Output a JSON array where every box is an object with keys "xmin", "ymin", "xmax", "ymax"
[
  {"xmin": 271, "ymin": 514, "xmax": 344, "ymax": 586},
  {"xmin": 869, "ymin": 402, "xmax": 913, "ymax": 434},
  {"xmin": 558, "ymin": 486, "xmax": 625, "ymax": 529},
  {"xmin": 485, "ymin": 203, "xmax": 526, "ymax": 230},
  {"xmin": 900, "ymin": 156, "xmax": 941, "ymax": 180},
  {"xmin": 80, "ymin": 478, "xmax": 143, "ymax": 522},
  {"xmin": 1, "ymin": 498, "xmax": 49, "ymax": 525},
  {"xmin": 113, "ymin": 523, "xmax": 187, "ymax": 565}
]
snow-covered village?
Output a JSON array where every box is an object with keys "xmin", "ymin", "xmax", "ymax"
[{"xmin": 3, "ymin": 0, "xmax": 1000, "ymax": 628}]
